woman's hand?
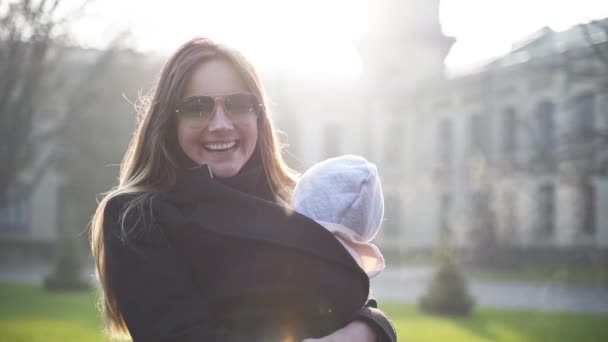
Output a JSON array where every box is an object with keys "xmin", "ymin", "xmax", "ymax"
[{"xmin": 301, "ymin": 320, "xmax": 376, "ymax": 342}]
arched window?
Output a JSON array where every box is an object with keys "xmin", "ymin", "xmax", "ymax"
[
  {"xmin": 535, "ymin": 101, "xmax": 555, "ymax": 149},
  {"xmin": 572, "ymin": 92, "xmax": 595, "ymax": 142}
]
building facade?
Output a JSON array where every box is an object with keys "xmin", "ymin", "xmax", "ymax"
[
  {"xmin": 271, "ymin": 2, "xmax": 608, "ymax": 254},
  {"xmin": 424, "ymin": 22, "xmax": 608, "ymax": 251}
]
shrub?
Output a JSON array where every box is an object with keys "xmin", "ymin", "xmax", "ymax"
[{"xmin": 419, "ymin": 223, "xmax": 474, "ymax": 316}]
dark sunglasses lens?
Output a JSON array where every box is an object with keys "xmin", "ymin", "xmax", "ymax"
[
  {"xmin": 180, "ymin": 97, "xmax": 215, "ymax": 118},
  {"xmin": 225, "ymin": 93, "xmax": 259, "ymax": 115}
]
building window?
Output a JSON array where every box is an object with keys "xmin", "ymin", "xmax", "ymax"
[
  {"xmin": 536, "ymin": 184, "xmax": 555, "ymax": 237},
  {"xmin": 535, "ymin": 101, "xmax": 555, "ymax": 150},
  {"xmin": 572, "ymin": 92, "xmax": 595, "ymax": 142},
  {"xmin": 582, "ymin": 183, "xmax": 596, "ymax": 236},
  {"xmin": 323, "ymin": 124, "xmax": 340, "ymax": 158},
  {"xmin": 437, "ymin": 119, "xmax": 452, "ymax": 168},
  {"xmin": 501, "ymin": 108, "xmax": 517, "ymax": 158},
  {"xmin": 533, "ymin": 101, "xmax": 556, "ymax": 169},
  {"xmin": 0, "ymin": 187, "xmax": 31, "ymax": 231}
]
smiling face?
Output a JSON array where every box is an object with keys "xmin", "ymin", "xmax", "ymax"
[{"xmin": 176, "ymin": 58, "xmax": 258, "ymax": 178}]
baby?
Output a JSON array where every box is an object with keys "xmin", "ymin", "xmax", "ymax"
[{"xmin": 292, "ymin": 155, "xmax": 385, "ymax": 278}]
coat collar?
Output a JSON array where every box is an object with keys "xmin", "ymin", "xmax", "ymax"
[
  {"xmin": 167, "ymin": 140, "xmax": 275, "ymax": 203},
  {"xmin": 162, "ymin": 162, "xmax": 368, "ymax": 281}
]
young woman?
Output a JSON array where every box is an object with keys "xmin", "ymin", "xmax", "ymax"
[{"xmin": 91, "ymin": 37, "xmax": 397, "ymax": 342}]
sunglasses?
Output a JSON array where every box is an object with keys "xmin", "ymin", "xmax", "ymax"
[{"xmin": 175, "ymin": 91, "xmax": 262, "ymax": 122}]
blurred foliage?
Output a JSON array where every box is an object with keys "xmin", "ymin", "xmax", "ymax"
[
  {"xmin": 419, "ymin": 222, "xmax": 475, "ymax": 316},
  {"xmin": 0, "ymin": 2, "xmax": 159, "ymax": 297},
  {"xmin": 48, "ymin": 49, "xmax": 159, "ymax": 287},
  {"xmin": 58, "ymin": 49, "xmax": 158, "ymax": 228},
  {"xmin": 0, "ymin": 1, "xmax": 161, "ymax": 291},
  {"xmin": 43, "ymin": 225, "xmax": 90, "ymax": 291},
  {"xmin": 0, "ymin": 0, "xmax": 72, "ymax": 205},
  {"xmin": 0, "ymin": 0, "xmax": 156, "ymax": 205},
  {"xmin": 419, "ymin": 250, "xmax": 475, "ymax": 316}
]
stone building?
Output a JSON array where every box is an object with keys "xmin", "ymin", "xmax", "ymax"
[
  {"xmin": 272, "ymin": 1, "xmax": 608, "ymax": 254},
  {"xmin": 424, "ymin": 20, "xmax": 608, "ymax": 251}
]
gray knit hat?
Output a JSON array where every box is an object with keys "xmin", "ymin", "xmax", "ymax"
[{"xmin": 292, "ymin": 155, "xmax": 384, "ymax": 240}]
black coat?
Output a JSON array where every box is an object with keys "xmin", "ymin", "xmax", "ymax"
[{"xmin": 103, "ymin": 163, "xmax": 397, "ymax": 342}]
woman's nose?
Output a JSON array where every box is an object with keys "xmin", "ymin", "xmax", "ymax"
[{"xmin": 207, "ymin": 104, "xmax": 234, "ymax": 131}]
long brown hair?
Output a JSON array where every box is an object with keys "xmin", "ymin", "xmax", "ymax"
[{"xmin": 90, "ymin": 37, "xmax": 298, "ymax": 338}]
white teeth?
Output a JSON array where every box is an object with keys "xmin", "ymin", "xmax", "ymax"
[{"xmin": 204, "ymin": 141, "xmax": 237, "ymax": 151}]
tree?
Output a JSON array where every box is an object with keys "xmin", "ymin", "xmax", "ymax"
[
  {"xmin": 0, "ymin": 0, "xmax": 93, "ymax": 206},
  {"xmin": 0, "ymin": 0, "xmax": 151, "ymax": 290},
  {"xmin": 419, "ymin": 221, "xmax": 475, "ymax": 316},
  {"xmin": 42, "ymin": 47, "xmax": 159, "ymax": 291}
]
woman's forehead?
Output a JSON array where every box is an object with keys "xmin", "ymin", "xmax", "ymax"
[{"xmin": 184, "ymin": 59, "xmax": 248, "ymax": 97}]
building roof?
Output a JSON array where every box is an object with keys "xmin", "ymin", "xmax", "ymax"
[{"xmin": 487, "ymin": 18, "xmax": 608, "ymax": 70}]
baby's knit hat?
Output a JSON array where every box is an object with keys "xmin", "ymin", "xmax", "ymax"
[{"xmin": 292, "ymin": 155, "xmax": 384, "ymax": 240}]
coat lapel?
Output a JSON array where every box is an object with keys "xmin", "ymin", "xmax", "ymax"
[{"xmin": 164, "ymin": 165, "xmax": 366, "ymax": 275}]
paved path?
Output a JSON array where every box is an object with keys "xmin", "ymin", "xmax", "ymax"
[{"xmin": 371, "ymin": 266, "xmax": 608, "ymax": 314}]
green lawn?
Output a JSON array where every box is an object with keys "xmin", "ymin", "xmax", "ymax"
[
  {"xmin": 0, "ymin": 283, "xmax": 114, "ymax": 342},
  {"xmin": 382, "ymin": 303, "xmax": 608, "ymax": 341},
  {"xmin": 1, "ymin": 283, "xmax": 607, "ymax": 342}
]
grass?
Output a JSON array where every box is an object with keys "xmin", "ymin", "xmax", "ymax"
[
  {"xmin": 382, "ymin": 303, "xmax": 608, "ymax": 342},
  {"xmin": 1, "ymin": 282, "xmax": 608, "ymax": 341},
  {"xmin": 0, "ymin": 283, "xmax": 114, "ymax": 342}
]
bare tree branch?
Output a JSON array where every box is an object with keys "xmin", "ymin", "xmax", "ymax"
[{"xmin": 0, "ymin": 0, "xmax": 89, "ymax": 206}]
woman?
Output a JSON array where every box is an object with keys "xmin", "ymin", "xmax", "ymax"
[{"xmin": 91, "ymin": 37, "xmax": 397, "ymax": 342}]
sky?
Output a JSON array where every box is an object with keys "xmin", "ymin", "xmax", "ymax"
[{"xmin": 68, "ymin": 0, "xmax": 608, "ymax": 78}]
